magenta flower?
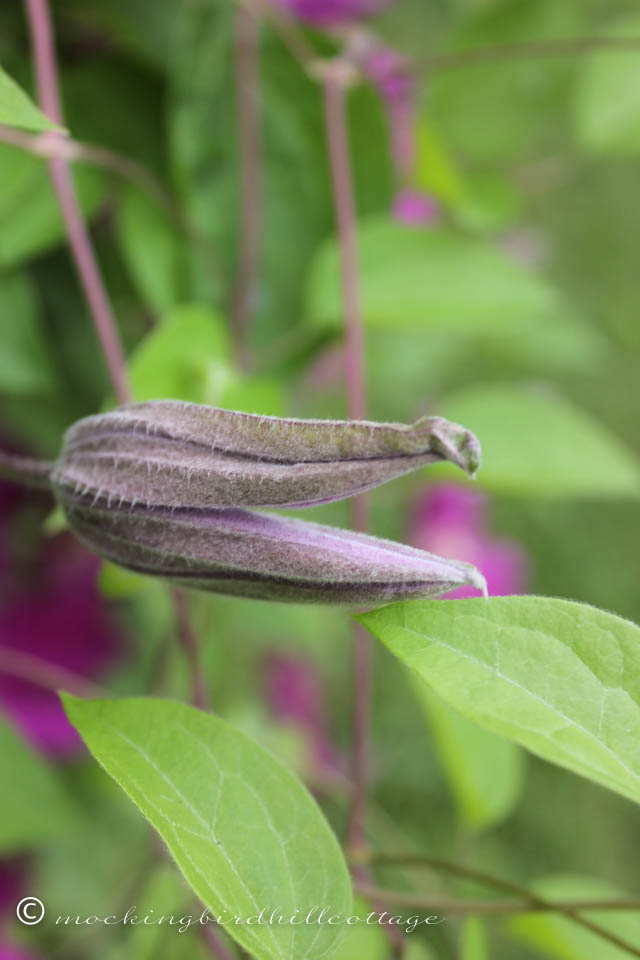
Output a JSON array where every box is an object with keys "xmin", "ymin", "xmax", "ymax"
[
  {"xmin": 393, "ymin": 188, "xmax": 438, "ymax": 225},
  {"xmin": 263, "ymin": 653, "xmax": 340, "ymax": 775},
  {"xmin": 0, "ymin": 484, "xmax": 120, "ymax": 757},
  {"xmin": 411, "ymin": 484, "xmax": 529, "ymax": 599},
  {"xmin": 270, "ymin": 0, "xmax": 391, "ymax": 26}
]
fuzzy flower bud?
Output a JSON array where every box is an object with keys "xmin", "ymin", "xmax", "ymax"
[
  {"xmin": 60, "ymin": 502, "xmax": 486, "ymax": 604},
  {"xmin": 51, "ymin": 401, "xmax": 481, "ymax": 512},
  {"xmin": 44, "ymin": 402, "xmax": 486, "ymax": 605}
]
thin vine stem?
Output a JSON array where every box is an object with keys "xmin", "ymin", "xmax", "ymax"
[
  {"xmin": 357, "ymin": 851, "xmax": 640, "ymax": 958},
  {"xmin": 322, "ymin": 66, "xmax": 370, "ymax": 851},
  {"xmin": 322, "ymin": 61, "xmax": 404, "ymax": 959},
  {"xmin": 24, "ymin": 0, "xmax": 131, "ymax": 407},
  {"xmin": 231, "ymin": 2, "xmax": 263, "ymax": 369},
  {"xmin": 0, "ymin": 451, "xmax": 53, "ymax": 490},
  {"xmin": 23, "ymin": 0, "xmax": 209, "ymax": 717},
  {"xmin": 354, "ymin": 883, "xmax": 640, "ymax": 915},
  {"xmin": 419, "ymin": 35, "xmax": 640, "ymax": 73}
]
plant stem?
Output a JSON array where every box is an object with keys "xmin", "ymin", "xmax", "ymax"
[
  {"xmin": 171, "ymin": 588, "xmax": 208, "ymax": 710},
  {"xmin": 420, "ymin": 35, "xmax": 640, "ymax": 73},
  {"xmin": 355, "ymin": 882, "xmax": 640, "ymax": 914},
  {"xmin": 322, "ymin": 66, "xmax": 370, "ymax": 848},
  {"xmin": 0, "ymin": 647, "xmax": 106, "ymax": 699},
  {"xmin": 357, "ymin": 852, "xmax": 640, "ymax": 958},
  {"xmin": 24, "ymin": 0, "xmax": 131, "ymax": 406},
  {"xmin": 231, "ymin": 2, "xmax": 263, "ymax": 369},
  {"xmin": 323, "ymin": 62, "xmax": 405, "ymax": 958},
  {"xmin": 23, "ymin": 0, "xmax": 208, "ymax": 712},
  {"xmin": 0, "ymin": 451, "xmax": 53, "ymax": 490}
]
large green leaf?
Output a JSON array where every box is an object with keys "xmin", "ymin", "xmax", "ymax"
[
  {"xmin": 509, "ymin": 875, "xmax": 640, "ymax": 960},
  {"xmin": 0, "ymin": 270, "xmax": 55, "ymax": 393},
  {"xmin": 358, "ymin": 596, "xmax": 640, "ymax": 806},
  {"xmin": 0, "ymin": 715, "xmax": 73, "ymax": 852},
  {"xmin": 574, "ymin": 14, "xmax": 640, "ymax": 156},
  {"xmin": 410, "ymin": 678, "xmax": 524, "ymax": 830},
  {"xmin": 440, "ymin": 385, "xmax": 640, "ymax": 499},
  {"xmin": 0, "ymin": 65, "xmax": 59, "ymax": 132},
  {"xmin": 306, "ymin": 220, "xmax": 571, "ymax": 335},
  {"xmin": 63, "ymin": 695, "xmax": 352, "ymax": 960}
]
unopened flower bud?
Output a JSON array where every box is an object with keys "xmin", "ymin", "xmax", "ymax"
[
  {"xmin": 51, "ymin": 401, "xmax": 481, "ymax": 511},
  {"xmin": 61, "ymin": 501, "xmax": 486, "ymax": 604}
]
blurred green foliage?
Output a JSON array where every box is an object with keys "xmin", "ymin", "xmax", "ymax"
[{"xmin": 1, "ymin": 0, "xmax": 640, "ymax": 957}]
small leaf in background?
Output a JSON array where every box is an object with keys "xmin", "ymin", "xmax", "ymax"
[
  {"xmin": 306, "ymin": 220, "xmax": 567, "ymax": 334},
  {"xmin": 414, "ymin": 116, "xmax": 466, "ymax": 210},
  {"xmin": 104, "ymin": 863, "xmax": 212, "ymax": 960},
  {"xmin": 0, "ymin": 144, "xmax": 105, "ymax": 269},
  {"xmin": 410, "ymin": 677, "xmax": 524, "ymax": 830},
  {"xmin": 0, "ymin": 65, "xmax": 60, "ymax": 132},
  {"xmin": 359, "ymin": 596, "xmax": 640, "ymax": 806},
  {"xmin": 461, "ymin": 917, "xmax": 489, "ymax": 960},
  {"xmin": 64, "ymin": 695, "xmax": 352, "ymax": 960},
  {"xmin": 441, "ymin": 384, "xmax": 640, "ymax": 499},
  {"xmin": 0, "ymin": 714, "xmax": 73, "ymax": 852},
  {"xmin": 115, "ymin": 184, "xmax": 184, "ymax": 315},
  {"xmin": 508, "ymin": 874, "xmax": 640, "ymax": 960},
  {"xmin": 0, "ymin": 271, "xmax": 55, "ymax": 393},
  {"xmin": 128, "ymin": 303, "xmax": 231, "ymax": 404},
  {"xmin": 574, "ymin": 14, "xmax": 640, "ymax": 156}
]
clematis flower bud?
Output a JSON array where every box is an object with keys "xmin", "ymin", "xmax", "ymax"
[
  {"xmin": 51, "ymin": 401, "xmax": 481, "ymax": 511},
  {"xmin": 0, "ymin": 402, "xmax": 487, "ymax": 605},
  {"xmin": 59, "ymin": 501, "xmax": 486, "ymax": 604}
]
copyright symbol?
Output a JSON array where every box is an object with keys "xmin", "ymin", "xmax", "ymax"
[{"xmin": 16, "ymin": 897, "xmax": 45, "ymax": 925}]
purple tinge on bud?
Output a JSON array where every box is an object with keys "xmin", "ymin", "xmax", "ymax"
[
  {"xmin": 411, "ymin": 484, "xmax": 528, "ymax": 599},
  {"xmin": 61, "ymin": 502, "xmax": 486, "ymax": 604},
  {"xmin": 270, "ymin": 0, "xmax": 392, "ymax": 26},
  {"xmin": 393, "ymin": 189, "xmax": 439, "ymax": 226},
  {"xmin": 51, "ymin": 402, "xmax": 481, "ymax": 512}
]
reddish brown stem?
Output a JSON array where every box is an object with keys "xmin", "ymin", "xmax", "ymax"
[
  {"xmin": 231, "ymin": 2, "xmax": 263, "ymax": 370},
  {"xmin": 24, "ymin": 0, "xmax": 131, "ymax": 406},
  {"xmin": 171, "ymin": 588, "xmax": 208, "ymax": 711}
]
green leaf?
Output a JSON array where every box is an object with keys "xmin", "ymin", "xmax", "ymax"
[
  {"xmin": 410, "ymin": 677, "xmax": 524, "ymax": 830},
  {"xmin": 63, "ymin": 695, "xmax": 352, "ymax": 960},
  {"xmin": 358, "ymin": 596, "xmax": 640, "ymax": 806},
  {"xmin": 0, "ymin": 143, "xmax": 105, "ymax": 269},
  {"xmin": 574, "ymin": 15, "xmax": 640, "ymax": 156},
  {"xmin": 306, "ymin": 221, "xmax": 568, "ymax": 335},
  {"xmin": 440, "ymin": 385, "xmax": 640, "ymax": 499},
  {"xmin": 0, "ymin": 714, "xmax": 73, "ymax": 852},
  {"xmin": 128, "ymin": 304, "xmax": 231, "ymax": 404},
  {"xmin": 115, "ymin": 184, "xmax": 184, "ymax": 315},
  {"xmin": 0, "ymin": 65, "xmax": 59, "ymax": 132},
  {"xmin": 0, "ymin": 271, "xmax": 55, "ymax": 393},
  {"xmin": 509, "ymin": 875, "xmax": 640, "ymax": 960}
]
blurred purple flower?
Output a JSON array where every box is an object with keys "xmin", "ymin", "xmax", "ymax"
[
  {"xmin": 411, "ymin": 484, "xmax": 528, "ymax": 598},
  {"xmin": 0, "ymin": 480, "xmax": 120, "ymax": 757},
  {"xmin": 263, "ymin": 653, "xmax": 339, "ymax": 775},
  {"xmin": 271, "ymin": 0, "xmax": 392, "ymax": 26},
  {"xmin": 393, "ymin": 188, "xmax": 438, "ymax": 225}
]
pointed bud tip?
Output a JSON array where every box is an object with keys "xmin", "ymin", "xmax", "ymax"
[{"xmin": 425, "ymin": 418, "xmax": 482, "ymax": 478}]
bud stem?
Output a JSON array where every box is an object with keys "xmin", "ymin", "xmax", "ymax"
[{"xmin": 0, "ymin": 450, "xmax": 53, "ymax": 491}]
